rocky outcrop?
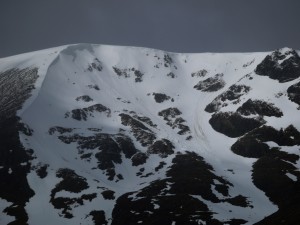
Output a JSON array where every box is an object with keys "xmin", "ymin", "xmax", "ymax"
[
  {"xmin": 191, "ymin": 69, "xmax": 208, "ymax": 78},
  {"xmin": 147, "ymin": 139, "xmax": 175, "ymax": 158},
  {"xmin": 158, "ymin": 108, "xmax": 191, "ymax": 136},
  {"xmin": 87, "ymin": 58, "xmax": 103, "ymax": 72},
  {"xmin": 65, "ymin": 104, "xmax": 111, "ymax": 121},
  {"xmin": 205, "ymin": 85, "xmax": 251, "ymax": 113},
  {"xmin": 111, "ymin": 152, "xmax": 249, "ymax": 225},
  {"xmin": 119, "ymin": 113, "xmax": 156, "ymax": 147},
  {"xmin": 287, "ymin": 81, "xmax": 300, "ymax": 107},
  {"xmin": 54, "ymin": 131, "xmax": 140, "ymax": 180},
  {"xmin": 194, "ymin": 73, "xmax": 225, "ymax": 92},
  {"xmin": 152, "ymin": 93, "xmax": 171, "ymax": 103},
  {"xmin": 231, "ymin": 125, "xmax": 300, "ymax": 158},
  {"xmin": 113, "ymin": 66, "xmax": 144, "ymax": 82},
  {"xmin": 237, "ymin": 99, "xmax": 283, "ymax": 117},
  {"xmin": 76, "ymin": 95, "xmax": 93, "ymax": 102},
  {"xmin": 50, "ymin": 168, "xmax": 96, "ymax": 218},
  {"xmin": 255, "ymin": 48, "xmax": 300, "ymax": 82},
  {"xmin": 252, "ymin": 150, "xmax": 300, "ymax": 225},
  {"xmin": 209, "ymin": 112, "xmax": 265, "ymax": 138}
]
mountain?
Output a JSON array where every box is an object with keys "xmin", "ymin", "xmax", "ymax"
[{"xmin": 0, "ymin": 44, "xmax": 300, "ymax": 225}]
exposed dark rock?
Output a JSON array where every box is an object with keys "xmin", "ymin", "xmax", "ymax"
[
  {"xmin": 83, "ymin": 193, "xmax": 98, "ymax": 201},
  {"xmin": 287, "ymin": 81, "xmax": 300, "ymax": 107},
  {"xmin": 113, "ymin": 66, "xmax": 144, "ymax": 82},
  {"xmin": 112, "ymin": 192, "xmax": 216, "ymax": 225},
  {"xmin": 87, "ymin": 84, "xmax": 100, "ymax": 90},
  {"xmin": 51, "ymin": 197, "xmax": 75, "ymax": 218},
  {"xmin": 53, "ymin": 168, "xmax": 89, "ymax": 193},
  {"xmin": 116, "ymin": 174, "xmax": 123, "ymax": 180},
  {"xmin": 255, "ymin": 48, "xmax": 300, "ymax": 82},
  {"xmin": 158, "ymin": 107, "xmax": 191, "ymax": 135},
  {"xmin": 4, "ymin": 204, "xmax": 29, "ymax": 224},
  {"xmin": 220, "ymin": 85, "xmax": 251, "ymax": 101},
  {"xmin": 93, "ymin": 137, "xmax": 122, "ymax": 171},
  {"xmin": 66, "ymin": 104, "xmax": 111, "ymax": 121},
  {"xmin": 224, "ymin": 195, "xmax": 251, "ymax": 208},
  {"xmin": 101, "ymin": 190, "xmax": 115, "ymax": 200},
  {"xmin": 186, "ymin": 135, "xmax": 193, "ymax": 140},
  {"xmin": 50, "ymin": 169, "xmax": 93, "ymax": 218},
  {"xmin": 252, "ymin": 150, "xmax": 300, "ymax": 224},
  {"xmin": 158, "ymin": 107, "xmax": 181, "ymax": 119},
  {"xmin": 136, "ymin": 168, "xmax": 144, "ymax": 176},
  {"xmin": 56, "ymin": 132, "xmax": 139, "ymax": 180},
  {"xmin": 209, "ymin": 112, "xmax": 265, "ymax": 138},
  {"xmin": 89, "ymin": 210, "xmax": 108, "ymax": 225},
  {"xmin": 132, "ymin": 114, "xmax": 157, "ymax": 128},
  {"xmin": 158, "ymin": 107, "xmax": 191, "ymax": 136},
  {"xmin": 111, "ymin": 151, "xmax": 244, "ymax": 225},
  {"xmin": 0, "ymin": 68, "xmax": 38, "ymax": 224},
  {"xmin": 140, "ymin": 172, "xmax": 154, "ymax": 178},
  {"xmin": 131, "ymin": 152, "xmax": 148, "ymax": 166},
  {"xmin": 152, "ymin": 92, "xmax": 171, "ymax": 103},
  {"xmin": 194, "ymin": 73, "xmax": 226, "ymax": 92},
  {"xmin": 51, "ymin": 193, "xmax": 97, "ymax": 219},
  {"xmin": 113, "ymin": 67, "xmax": 130, "ymax": 78},
  {"xmin": 191, "ymin": 69, "xmax": 208, "ymax": 78},
  {"xmin": 214, "ymin": 183, "xmax": 229, "ymax": 196},
  {"xmin": 80, "ymin": 152, "xmax": 93, "ymax": 160},
  {"xmin": 254, "ymin": 205, "xmax": 300, "ymax": 225},
  {"xmin": 134, "ymin": 70, "xmax": 144, "ymax": 82},
  {"xmin": 231, "ymin": 136, "xmax": 270, "ymax": 158},
  {"xmin": 167, "ymin": 152, "xmax": 232, "ymax": 202},
  {"xmin": 106, "ymin": 168, "xmax": 116, "ymax": 181},
  {"xmin": 147, "ymin": 139, "xmax": 175, "ymax": 158},
  {"xmin": 177, "ymin": 123, "xmax": 191, "ymax": 135},
  {"xmin": 119, "ymin": 113, "xmax": 156, "ymax": 147},
  {"xmin": 76, "ymin": 95, "xmax": 93, "ymax": 102},
  {"xmin": 48, "ymin": 126, "xmax": 73, "ymax": 135},
  {"xmin": 36, "ymin": 164, "xmax": 49, "ymax": 179},
  {"xmin": 284, "ymin": 125, "xmax": 300, "ymax": 144},
  {"xmin": 18, "ymin": 122, "xmax": 33, "ymax": 136},
  {"xmin": 88, "ymin": 128, "xmax": 102, "ymax": 132},
  {"xmin": 113, "ymin": 66, "xmax": 130, "ymax": 78},
  {"xmin": 167, "ymin": 72, "xmax": 176, "ymax": 78},
  {"xmin": 116, "ymin": 97, "xmax": 131, "ymax": 104},
  {"xmin": 154, "ymin": 161, "xmax": 166, "ymax": 172},
  {"xmin": 205, "ymin": 84, "xmax": 251, "ymax": 113},
  {"xmin": 243, "ymin": 59, "xmax": 255, "ymax": 68},
  {"xmin": 114, "ymin": 135, "xmax": 138, "ymax": 159},
  {"xmin": 237, "ymin": 99, "xmax": 283, "ymax": 117},
  {"xmin": 231, "ymin": 125, "xmax": 300, "ymax": 158},
  {"xmin": 163, "ymin": 54, "xmax": 173, "ymax": 67},
  {"xmin": 87, "ymin": 58, "xmax": 103, "ymax": 72}
]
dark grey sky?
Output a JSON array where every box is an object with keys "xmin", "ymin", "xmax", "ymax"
[{"xmin": 1, "ymin": 0, "xmax": 300, "ymax": 57}]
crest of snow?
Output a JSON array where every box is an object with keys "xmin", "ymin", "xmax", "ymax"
[
  {"xmin": 278, "ymin": 47, "xmax": 293, "ymax": 55},
  {"xmin": 277, "ymin": 47, "xmax": 294, "ymax": 64}
]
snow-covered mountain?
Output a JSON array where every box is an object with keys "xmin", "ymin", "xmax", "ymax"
[{"xmin": 0, "ymin": 44, "xmax": 300, "ymax": 225}]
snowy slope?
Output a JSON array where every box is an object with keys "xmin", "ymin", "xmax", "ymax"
[{"xmin": 0, "ymin": 44, "xmax": 300, "ymax": 225}]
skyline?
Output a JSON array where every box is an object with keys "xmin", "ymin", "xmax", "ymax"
[{"xmin": 1, "ymin": 0, "xmax": 300, "ymax": 58}]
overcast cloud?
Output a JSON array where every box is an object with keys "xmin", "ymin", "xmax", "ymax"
[{"xmin": 1, "ymin": 0, "xmax": 300, "ymax": 57}]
